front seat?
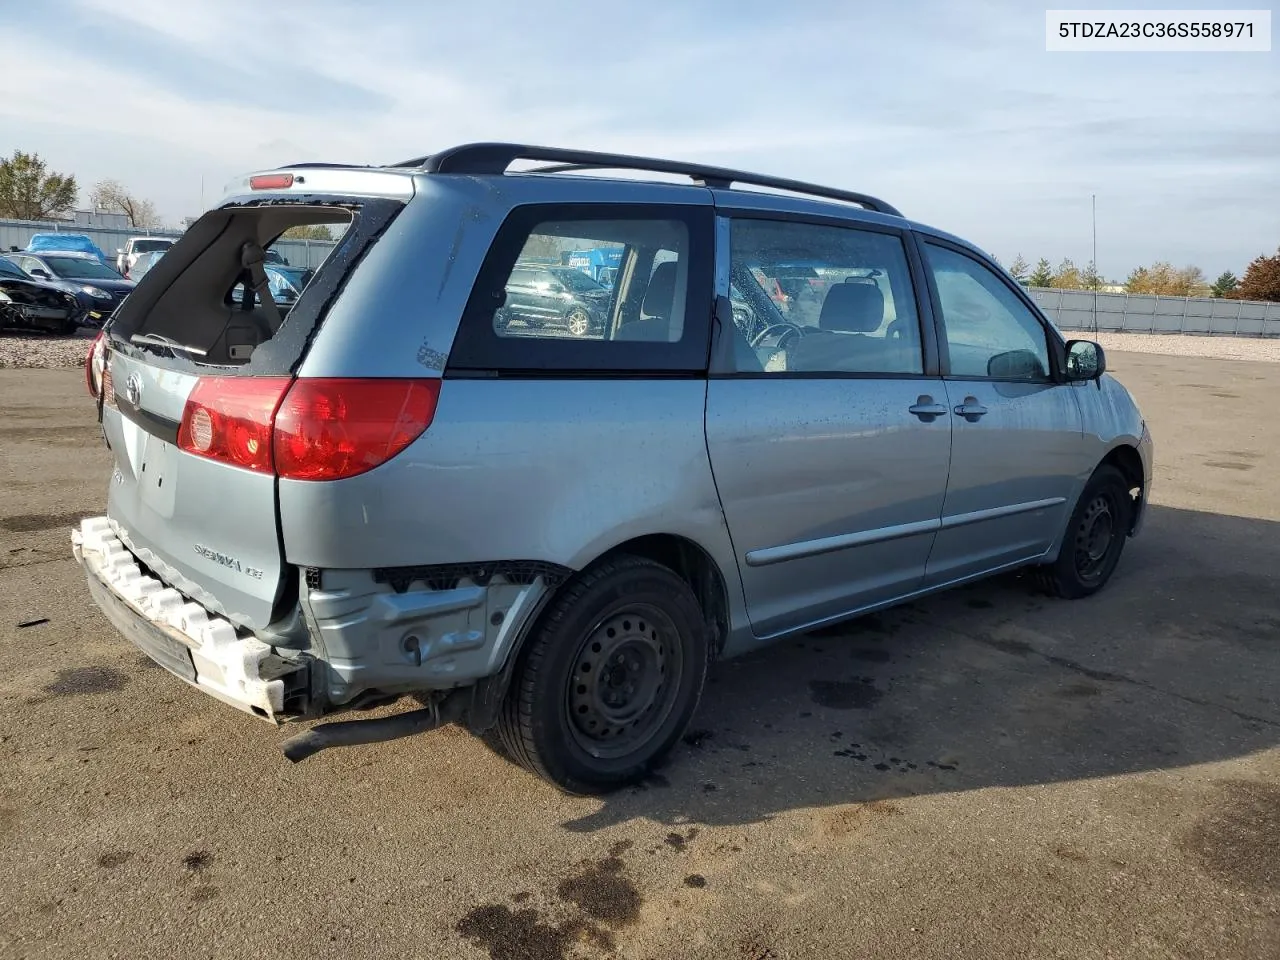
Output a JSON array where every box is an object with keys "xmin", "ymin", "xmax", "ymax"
[
  {"xmin": 616, "ymin": 261, "xmax": 677, "ymax": 341},
  {"xmin": 787, "ymin": 281, "xmax": 886, "ymax": 372}
]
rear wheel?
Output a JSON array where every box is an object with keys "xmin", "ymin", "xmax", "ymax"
[
  {"xmin": 498, "ymin": 555, "xmax": 709, "ymax": 794},
  {"xmin": 1035, "ymin": 465, "xmax": 1133, "ymax": 599},
  {"xmin": 566, "ymin": 307, "xmax": 592, "ymax": 337}
]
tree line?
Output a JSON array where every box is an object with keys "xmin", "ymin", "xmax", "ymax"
[
  {"xmin": 997, "ymin": 250, "xmax": 1278, "ymax": 302},
  {"xmin": 1, "ymin": 149, "xmax": 1271, "ymax": 297}
]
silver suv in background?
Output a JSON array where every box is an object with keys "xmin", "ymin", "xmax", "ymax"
[
  {"xmin": 74, "ymin": 144, "xmax": 1153, "ymax": 794},
  {"xmin": 115, "ymin": 237, "xmax": 176, "ymax": 278}
]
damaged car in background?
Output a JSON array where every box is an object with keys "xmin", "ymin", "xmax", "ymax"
[
  {"xmin": 0, "ymin": 255, "xmax": 88, "ymax": 334},
  {"xmin": 73, "ymin": 144, "xmax": 1153, "ymax": 795},
  {"xmin": 3, "ymin": 251, "xmax": 134, "ymax": 325}
]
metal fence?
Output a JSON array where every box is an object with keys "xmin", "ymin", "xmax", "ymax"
[
  {"xmin": 1028, "ymin": 286, "xmax": 1280, "ymax": 338},
  {"xmin": 0, "ymin": 218, "xmax": 338, "ymax": 271}
]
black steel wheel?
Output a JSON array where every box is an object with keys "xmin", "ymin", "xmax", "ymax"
[
  {"xmin": 1035, "ymin": 464, "xmax": 1133, "ymax": 599},
  {"xmin": 565, "ymin": 605, "xmax": 684, "ymax": 758},
  {"xmin": 498, "ymin": 555, "xmax": 709, "ymax": 794}
]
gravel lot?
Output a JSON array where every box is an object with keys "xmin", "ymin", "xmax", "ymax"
[
  {"xmin": 0, "ymin": 331, "xmax": 96, "ymax": 370},
  {"xmin": 1064, "ymin": 330, "xmax": 1280, "ymax": 363},
  {"xmin": 0, "ymin": 351, "xmax": 1277, "ymax": 960}
]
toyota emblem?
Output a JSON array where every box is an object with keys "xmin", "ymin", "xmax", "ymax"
[{"xmin": 125, "ymin": 373, "xmax": 142, "ymax": 406}]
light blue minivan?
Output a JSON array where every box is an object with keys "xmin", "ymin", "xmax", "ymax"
[{"xmin": 74, "ymin": 143, "xmax": 1153, "ymax": 793}]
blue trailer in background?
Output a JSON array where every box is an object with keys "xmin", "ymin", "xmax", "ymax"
[{"xmin": 564, "ymin": 248, "xmax": 623, "ymax": 288}]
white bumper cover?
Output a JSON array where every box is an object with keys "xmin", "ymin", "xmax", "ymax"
[{"xmin": 72, "ymin": 516, "xmax": 285, "ymax": 721}]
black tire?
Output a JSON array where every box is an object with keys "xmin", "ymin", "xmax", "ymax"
[
  {"xmin": 1035, "ymin": 465, "xmax": 1133, "ymax": 599},
  {"xmin": 498, "ymin": 555, "xmax": 710, "ymax": 794}
]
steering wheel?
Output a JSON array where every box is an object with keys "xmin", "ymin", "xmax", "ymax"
[{"xmin": 750, "ymin": 322, "xmax": 806, "ymax": 349}]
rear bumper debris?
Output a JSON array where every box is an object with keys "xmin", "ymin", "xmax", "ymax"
[{"xmin": 72, "ymin": 516, "xmax": 300, "ymax": 722}]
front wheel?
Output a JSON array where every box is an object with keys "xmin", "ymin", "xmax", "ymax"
[
  {"xmin": 498, "ymin": 556, "xmax": 710, "ymax": 794},
  {"xmin": 1035, "ymin": 465, "xmax": 1133, "ymax": 599}
]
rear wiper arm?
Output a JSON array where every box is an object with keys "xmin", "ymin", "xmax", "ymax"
[{"xmin": 129, "ymin": 333, "xmax": 208, "ymax": 357}]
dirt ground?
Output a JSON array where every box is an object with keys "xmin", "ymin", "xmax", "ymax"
[{"xmin": 1, "ymin": 352, "xmax": 1277, "ymax": 960}]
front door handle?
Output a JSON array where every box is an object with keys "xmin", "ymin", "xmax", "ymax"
[
  {"xmin": 908, "ymin": 395, "xmax": 949, "ymax": 422},
  {"xmin": 953, "ymin": 396, "xmax": 988, "ymax": 422}
]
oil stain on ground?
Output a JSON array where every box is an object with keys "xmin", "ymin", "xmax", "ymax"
[
  {"xmin": 809, "ymin": 678, "xmax": 882, "ymax": 710},
  {"xmin": 458, "ymin": 839, "xmax": 640, "ymax": 959},
  {"xmin": 456, "ymin": 905, "xmax": 612, "ymax": 960},
  {"xmin": 555, "ymin": 840, "xmax": 642, "ymax": 926},
  {"xmin": 42, "ymin": 666, "xmax": 127, "ymax": 697},
  {"xmin": 1181, "ymin": 779, "xmax": 1280, "ymax": 892}
]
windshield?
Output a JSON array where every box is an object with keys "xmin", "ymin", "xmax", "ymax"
[
  {"xmin": 134, "ymin": 239, "xmax": 172, "ymax": 254},
  {"xmin": 45, "ymin": 256, "xmax": 123, "ymax": 280},
  {"xmin": 0, "ymin": 258, "xmax": 28, "ymax": 278},
  {"xmin": 551, "ymin": 268, "xmax": 605, "ymax": 293}
]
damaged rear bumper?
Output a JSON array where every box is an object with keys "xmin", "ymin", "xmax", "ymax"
[{"xmin": 72, "ymin": 517, "xmax": 303, "ymax": 722}]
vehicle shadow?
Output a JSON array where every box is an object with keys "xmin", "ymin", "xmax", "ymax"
[{"xmin": 555, "ymin": 504, "xmax": 1280, "ymax": 832}]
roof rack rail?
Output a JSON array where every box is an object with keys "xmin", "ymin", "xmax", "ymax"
[{"xmin": 394, "ymin": 142, "xmax": 903, "ymax": 218}]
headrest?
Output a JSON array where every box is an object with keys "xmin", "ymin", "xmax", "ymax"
[
  {"xmin": 819, "ymin": 282, "xmax": 884, "ymax": 333},
  {"xmin": 642, "ymin": 261, "xmax": 678, "ymax": 319}
]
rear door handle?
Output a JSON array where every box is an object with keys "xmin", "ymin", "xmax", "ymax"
[
  {"xmin": 908, "ymin": 396, "xmax": 948, "ymax": 422},
  {"xmin": 953, "ymin": 396, "xmax": 988, "ymax": 422}
]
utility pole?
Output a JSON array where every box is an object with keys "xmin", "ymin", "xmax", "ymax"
[{"xmin": 1091, "ymin": 193, "xmax": 1098, "ymax": 336}]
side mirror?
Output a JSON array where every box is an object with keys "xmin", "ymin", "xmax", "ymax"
[
  {"xmin": 116, "ymin": 248, "xmax": 123, "ymax": 255},
  {"xmin": 30, "ymin": 268, "xmax": 50, "ymax": 279},
  {"xmin": 987, "ymin": 348, "xmax": 1047, "ymax": 380},
  {"xmin": 1065, "ymin": 339, "xmax": 1106, "ymax": 381}
]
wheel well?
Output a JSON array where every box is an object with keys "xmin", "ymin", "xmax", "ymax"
[
  {"xmin": 598, "ymin": 534, "xmax": 730, "ymax": 657},
  {"xmin": 1100, "ymin": 444, "xmax": 1144, "ymax": 533}
]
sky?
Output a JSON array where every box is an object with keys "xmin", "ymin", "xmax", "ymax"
[{"xmin": 3, "ymin": 0, "xmax": 1276, "ymax": 280}]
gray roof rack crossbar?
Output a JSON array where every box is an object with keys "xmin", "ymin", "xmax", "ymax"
[{"xmin": 395, "ymin": 142, "xmax": 903, "ymax": 218}]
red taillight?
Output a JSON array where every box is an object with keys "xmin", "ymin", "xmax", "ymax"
[
  {"xmin": 177, "ymin": 378, "xmax": 291, "ymax": 474},
  {"xmin": 174, "ymin": 377, "xmax": 440, "ymax": 479},
  {"xmin": 250, "ymin": 173, "xmax": 294, "ymax": 190},
  {"xmin": 273, "ymin": 379, "xmax": 441, "ymax": 481},
  {"xmin": 85, "ymin": 331, "xmax": 106, "ymax": 399}
]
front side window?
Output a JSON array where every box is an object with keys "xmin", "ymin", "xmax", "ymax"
[
  {"xmin": 924, "ymin": 243, "xmax": 1052, "ymax": 381},
  {"xmin": 449, "ymin": 203, "xmax": 714, "ymax": 373},
  {"xmin": 723, "ymin": 218, "xmax": 924, "ymax": 375}
]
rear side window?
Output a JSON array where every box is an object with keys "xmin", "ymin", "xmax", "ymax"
[
  {"xmin": 447, "ymin": 203, "xmax": 714, "ymax": 374},
  {"xmin": 106, "ymin": 198, "xmax": 403, "ymax": 376}
]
